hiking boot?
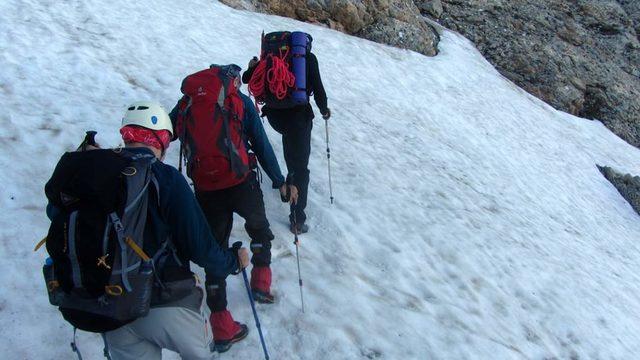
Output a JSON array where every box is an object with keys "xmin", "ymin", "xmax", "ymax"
[
  {"xmin": 213, "ymin": 322, "xmax": 249, "ymax": 353},
  {"xmin": 250, "ymin": 266, "xmax": 274, "ymax": 304},
  {"xmin": 252, "ymin": 289, "xmax": 275, "ymax": 304},
  {"xmin": 210, "ymin": 310, "xmax": 249, "ymax": 353},
  {"xmin": 290, "ymin": 222, "xmax": 309, "ymax": 234}
]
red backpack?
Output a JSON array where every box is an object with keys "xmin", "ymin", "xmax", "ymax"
[{"xmin": 175, "ymin": 65, "xmax": 250, "ymax": 191}]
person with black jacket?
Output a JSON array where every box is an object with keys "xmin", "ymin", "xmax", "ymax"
[{"xmin": 243, "ymin": 49, "xmax": 330, "ymax": 234}]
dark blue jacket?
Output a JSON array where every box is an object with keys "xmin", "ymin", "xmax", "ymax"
[
  {"xmin": 239, "ymin": 92, "xmax": 285, "ymax": 189},
  {"xmin": 140, "ymin": 148, "xmax": 239, "ymax": 281},
  {"xmin": 169, "ymin": 92, "xmax": 285, "ymax": 189}
]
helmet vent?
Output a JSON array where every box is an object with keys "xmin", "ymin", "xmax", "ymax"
[
  {"xmin": 127, "ymin": 106, "xmax": 135, "ymax": 110},
  {"xmin": 137, "ymin": 106, "xmax": 149, "ymax": 110}
]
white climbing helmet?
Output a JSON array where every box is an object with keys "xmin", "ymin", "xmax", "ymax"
[{"xmin": 121, "ymin": 101, "xmax": 173, "ymax": 136}]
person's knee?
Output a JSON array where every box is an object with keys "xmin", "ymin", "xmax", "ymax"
[
  {"xmin": 288, "ymin": 147, "xmax": 310, "ymax": 170},
  {"xmin": 106, "ymin": 326, "xmax": 159, "ymax": 360},
  {"xmin": 245, "ymin": 225, "xmax": 274, "ymax": 242}
]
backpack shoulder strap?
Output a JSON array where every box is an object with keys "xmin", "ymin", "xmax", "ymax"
[{"xmin": 109, "ymin": 150, "xmax": 156, "ymax": 291}]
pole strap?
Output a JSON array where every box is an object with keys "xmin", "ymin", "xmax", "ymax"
[
  {"xmin": 101, "ymin": 333, "xmax": 112, "ymax": 360},
  {"xmin": 70, "ymin": 328, "xmax": 83, "ymax": 360}
]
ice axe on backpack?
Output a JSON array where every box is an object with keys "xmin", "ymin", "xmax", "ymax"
[{"xmin": 232, "ymin": 241, "xmax": 270, "ymax": 360}]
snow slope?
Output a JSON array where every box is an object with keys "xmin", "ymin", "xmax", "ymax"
[{"xmin": 2, "ymin": 0, "xmax": 640, "ymax": 359}]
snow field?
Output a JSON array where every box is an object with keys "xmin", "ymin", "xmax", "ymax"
[{"xmin": 1, "ymin": 0, "xmax": 640, "ymax": 359}]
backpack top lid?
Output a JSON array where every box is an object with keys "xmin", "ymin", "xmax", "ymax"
[
  {"xmin": 45, "ymin": 149, "xmax": 133, "ymax": 214},
  {"xmin": 210, "ymin": 63, "xmax": 241, "ymax": 79},
  {"xmin": 180, "ymin": 64, "xmax": 242, "ymax": 102},
  {"xmin": 262, "ymin": 31, "xmax": 312, "ymax": 52}
]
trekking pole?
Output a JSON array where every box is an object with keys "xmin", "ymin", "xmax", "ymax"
[
  {"xmin": 232, "ymin": 242, "xmax": 269, "ymax": 360},
  {"xmin": 292, "ymin": 208, "xmax": 305, "ymax": 313},
  {"xmin": 324, "ymin": 118, "xmax": 334, "ymax": 204},
  {"xmin": 178, "ymin": 142, "xmax": 183, "ymax": 173}
]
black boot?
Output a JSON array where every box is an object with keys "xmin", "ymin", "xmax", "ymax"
[{"xmin": 290, "ymin": 222, "xmax": 309, "ymax": 234}]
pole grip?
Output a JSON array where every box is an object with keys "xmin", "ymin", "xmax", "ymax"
[
  {"xmin": 78, "ymin": 130, "xmax": 98, "ymax": 151},
  {"xmin": 85, "ymin": 131, "xmax": 97, "ymax": 146}
]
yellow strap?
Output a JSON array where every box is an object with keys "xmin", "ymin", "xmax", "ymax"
[
  {"xmin": 34, "ymin": 237, "xmax": 47, "ymax": 252},
  {"xmin": 105, "ymin": 285, "xmax": 124, "ymax": 296},
  {"xmin": 125, "ymin": 237, "xmax": 151, "ymax": 262}
]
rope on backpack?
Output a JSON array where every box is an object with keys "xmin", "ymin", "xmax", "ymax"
[
  {"xmin": 248, "ymin": 60, "xmax": 267, "ymax": 101},
  {"xmin": 267, "ymin": 48, "xmax": 295, "ymax": 100},
  {"xmin": 248, "ymin": 48, "xmax": 296, "ymax": 102}
]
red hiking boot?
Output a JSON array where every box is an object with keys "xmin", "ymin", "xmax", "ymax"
[
  {"xmin": 250, "ymin": 266, "xmax": 275, "ymax": 304},
  {"xmin": 210, "ymin": 310, "xmax": 248, "ymax": 353}
]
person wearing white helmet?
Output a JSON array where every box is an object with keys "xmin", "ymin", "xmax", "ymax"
[
  {"xmin": 119, "ymin": 101, "xmax": 174, "ymax": 159},
  {"xmin": 103, "ymin": 101, "xmax": 250, "ymax": 360}
]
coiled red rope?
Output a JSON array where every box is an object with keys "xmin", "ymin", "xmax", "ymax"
[
  {"xmin": 249, "ymin": 48, "xmax": 295, "ymax": 103},
  {"xmin": 248, "ymin": 60, "xmax": 266, "ymax": 101}
]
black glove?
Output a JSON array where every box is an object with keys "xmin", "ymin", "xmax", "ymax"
[
  {"xmin": 280, "ymin": 184, "xmax": 290, "ymax": 203},
  {"xmin": 230, "ymin": 241, "xmax": 245, "ymax": 275},
  {"xmin": 321, "ymin": 108, "xmax": 331, "ymax": 120},
  {"xmin": 248, "ymin": 56, "xmax": 259, "ymax": 69}
]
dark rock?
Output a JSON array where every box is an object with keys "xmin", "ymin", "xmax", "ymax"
[
  {"xmin": 417, "ymin": 0, "xmax": 444, "ymax": 19},
  {"xmin": 438, "ymin": 0, "xmax": 640, "ymax": 147},
  {"xmin": 220, "ymin": 0, "xmax": 440, "ymax": 56},
  {"xmin": 619, "ymin": 0, "xmax": 640, "ymax": 37},
  {"xmin": 358, "ymin": 17, "xmax": 439, "ymax": 56},
  {"xmin": 225, "ymin": 0, "xmax": 640, "ymax": 146},
  {"xmin": 599, "ymin": 165, "xmax": 640, "ymax": 216}
]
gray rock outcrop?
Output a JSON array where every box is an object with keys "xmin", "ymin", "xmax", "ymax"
[
  {"xmin": 222, "ymin": 1, "xmax": 639, "ymax": 147},
  {"xmin": 219, "ymin": 0, "xmax": 440, "ymax": 56},
  {"xmin": 598, "ymin": 165, "xmax": 640, "ymax": 216},
  {"xmin": 437, "ymin": 1, "xmax": 640, "ymax": 147}
]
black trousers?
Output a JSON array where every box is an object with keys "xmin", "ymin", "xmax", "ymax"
[
  {"xmin": 195, "ymin": 172, "xmax": 274, "ymax": 312},
  {"xmin": 267, "ymin": 110, "xmax": 313, "ymax": 224}
]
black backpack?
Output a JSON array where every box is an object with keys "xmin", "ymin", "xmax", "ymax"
[
  {"xmin": 249, "ymin": 31, "xmax": 313, "ymax": 109},
  {"xmin": 42, "ymin": 148, "xmax": 159, "ymax": 333}
]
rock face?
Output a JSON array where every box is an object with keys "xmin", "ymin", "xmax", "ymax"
[
  {"xmin": 599, "ymin": 166, "xmax": 640, "ymax": 216},
  {"xmin": 223, "ymin": 1, "xmax": 639, "ymax": 146},
  {"xmin": 436, "ymin": 1, "xmax": 640, "ymax": 147},
  {"xmin": 219, "ymin": 0, "xmax": 440, "ymax": 56}
]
